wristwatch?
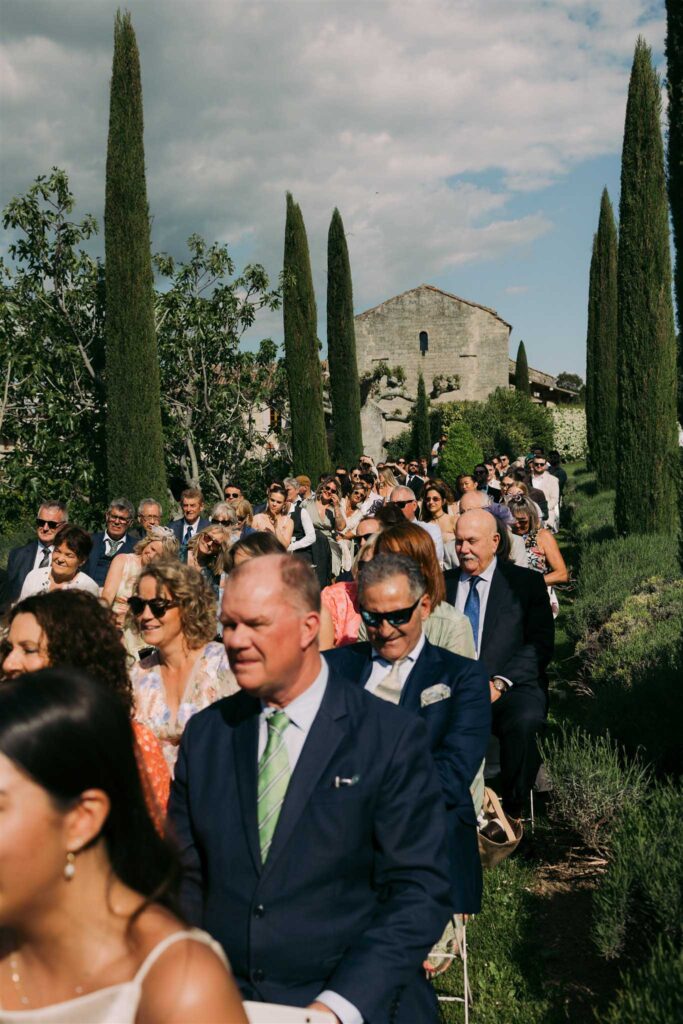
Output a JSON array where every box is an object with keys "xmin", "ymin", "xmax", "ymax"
[{"xmin": 491, "ymin": 677, "xmax": 510, "ymax": 694}]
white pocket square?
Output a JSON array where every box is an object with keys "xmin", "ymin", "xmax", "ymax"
[{"xmin": 420, "ymin": 683, "xmax": 451, "ymax": 708}]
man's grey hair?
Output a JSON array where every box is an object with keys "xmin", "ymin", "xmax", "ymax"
[
  {"xmin": 137, "ymin": 497, "xmax": 162, "ymax": 516},
  {"xmin": 459, "ymin": 490, "xmax": 493, "ymax": 510},
  {"xmin": 108, "ymin": 497, "xmax": 135, "ymax": 519},
  {"xmin": 283, "ymin": 477, "xmax": 299, "ymax": 491},
  {"xmin": 38, "ymin": 499, "xmax": 68, "ymax": 523},
  {"xmin": 357, "ymin": 553, "xmax": 427, "ymax": 603},
  {"xmin": 210, "ymin": 501, "xmax": 237, "ymax": 524},
  {"xmin": 389, "ymin": 486, "xmax": 416, "ymax": 502}
]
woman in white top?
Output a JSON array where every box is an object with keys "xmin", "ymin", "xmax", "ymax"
[
  {"xmin": 19, "ymin": 525, "xmax": 99, "ymax": 601},
  {"xmin": 0, "ymin": 667, "xmax": 246, "ymax": 1023}
]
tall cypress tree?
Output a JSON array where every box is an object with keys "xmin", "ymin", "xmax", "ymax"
[
  {"xmin": 585, "ymin": 189, "xmax": 618, "ymax": 487},
  {"xmin": 514, "ymin": 340, "xmax": 530, "ymax": 394},
  {"xmin": 615, "ymin": 38, "xmax": 678, "ymax": 536},
  {"xmin": 283, "ymin": 193, "xmax": 330, "ymax": 478},
  {"xmin": 666, "ymin": 0, "xmax": 683, "ymax": 422},
  {"xmin": 104, "ymin": 10, "xmax": 166, "ymax": 509},
  {"xmin": 411, "ymin": 372, "xmax": 431, "ymax": 459},
  {"xmin": 327, "ymin": 208, "xmax": 363, "ymax": 465}
]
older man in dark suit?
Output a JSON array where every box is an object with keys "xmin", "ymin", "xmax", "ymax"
[
  {"xmin": 325, "ymin": 553, "xmax": 490, "ymax": 916},
  {"xmin": 169, "ymin": 554, "xmax": 452, "ymax": 1024},
  {"xmin": 84, "ymin": 498, "xmax": 137, "ymax": 588},
  {"xmin": 4, "ymin": 500, "xmax": 69, "ymax": 606},
  {"xmin": 447, "ymin": 509, "xmax": 554, "ymax": 818}
]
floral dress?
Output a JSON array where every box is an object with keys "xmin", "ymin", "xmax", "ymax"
[
  {"xmin": 131, "ymin": 641, "xmax": 238, "ymax": 774},
  {"xmin": 521, "ymin": 529, "xmax": 548, "ymax": 574}
]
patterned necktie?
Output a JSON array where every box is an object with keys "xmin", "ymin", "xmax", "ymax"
[
  {"xmin": 105, "ymin": 537, "xmax": 122, "ymax": 559},
  {"xmin": 374, "ymin": 658, "xmax": 407, "ymax": 705},
  {"xmin": 257, "ymin": 711, "xmax": 291, "ymax": 862},
  {"xmin": 183, "ymin": 525, "xmax": 192, "ymax": 546},
  {"xmin": 464, "ymin": 576, "xmax": 481, "ymax": 654},
  {"xmin": 38, "ymin": 546, "xmax": 51, "ymax": 569}
]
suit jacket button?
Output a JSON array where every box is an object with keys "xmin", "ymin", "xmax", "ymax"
[
  {"xmin": 252, "ymin": 968, "xmax": 265, "ymax": 983},
  {"xmin": 254, "ymin": 904, "xmax": 265, "ymax": 917}
]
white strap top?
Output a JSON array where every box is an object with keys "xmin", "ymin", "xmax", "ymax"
[{"xmin": 0, "ymin": 928, "xmax": 229, "ymax": 1024}]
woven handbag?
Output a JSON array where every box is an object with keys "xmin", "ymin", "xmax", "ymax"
[{"xmin": 477, "ymin": 787, "xmax": 523, "ymax": 868}]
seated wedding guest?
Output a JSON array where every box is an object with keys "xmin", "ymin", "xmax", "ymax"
[
  {"xmin": 251, "ymin": 485, "xmax": 294, "ymax": 548},
  {"xmin": 223, "ymin": 482, "xmax": 242, "ymax": 505},
  {"xmin": 209, "ymin": 502, "xmax": 236, "ymax": 527},
  {"xmin": 103, "ymin": 527, "xmax": 179, "ymax": 630},
  {"xmin": 19, "ymin": 525, "xmax": 98, "ymax": 600},
  {"xmin": 138, "ymin": 498, "xmax": 163, "ymax": 536},
  {"xmin": 5, "ymin": 500, "xmax": 68, "ymax": 606},
  {"xmin": 129, "ymin": 559, "xmax": 237, "ymax": 774},
  {"xmin": 224, "ymin": 532, "xmax": 286, "ymax": 572},
  {"xmin": 458, "ymin": 489, "xmax": 529, "ymax": 568},
  {"xmin": 86, "ymin": 498, "xmax": 137, "ymax": 586},
  {"xmin": 375, "ymin": 501, "xmax": 410, "ymax": 528},
  {"xmin": 455, "ymin": 474, "xmax": 477, "ymax": 505},
  {"xmin": 0, "ymin": 668, "xmax": 247, "ymax": 1023},
  {"xmin": 421, "ymin": 482, "xmax": 458, "ymax": 569},
  {"xmin": 377, "ymin": 466, "xmax": 399, "ymax": 501},
  {"xmin": 232, "ymin": 498, "xmax": 255, "ymax": 538},
  {"xmin": 187, "ymin": 525, "xmax": 232, "ymax": 599},
  {"xmin": 511, "ymin": 468, "xmax": 549, "ymax": 522},
  {"xmin": 429, "ymin": 477, "xmax": 458, "ymax": 515},
  {"xmin": 389, "ymin": 486, "xmax": 445, "ymax": 566},
  {"xmin": 305, "ymin": 475, "xmax": 346, "ymax": 577},
  {"xmin": 170, "ymin": 488, "xmax": 210, "ymax": 558},
  {"xmin": 318, "ymin": 533, "xmax": 378, "ymax": 649},
  {"xmin": 283, "ymin": 478, "xmax": 316, "ymax": 556},
  {"xmin": 342, "ymin": 482, "xmax": 369, "ymax": 538},
  {"xmin": 508, "ymin": 494, "xmax": 568, "ymax": 613},
  {"xmin": 1, "ymin": 591, "xmax": 171, "ymax": 830}
]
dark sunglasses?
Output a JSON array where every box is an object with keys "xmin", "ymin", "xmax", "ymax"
[
  {"xmin": 323, "ymin": 486, "xmax": 337, "ymax": 494},
  {"xmin": 391, "ymin": 499, "xmax": 414, "ymax": 509},
  {"xmin": 36, "ymin": 517, "xmax": 61, "ymax": 530},
  {"xmin": 360, "ymin": 595, "xmax": 424, "ymax": 629},
  {"xmin": 127, "ymin": 596, "xmax": 178, "ymax": 617},
  {"xmin": 225, "ymin": 491, "xmax": 240, "ymax": 498},
  {"xmin": 211, "ymin": 517, "xmax": 230, "ymax": 524},
  {"xmin": 532, "ymin": 462, "xmax": 546, "ymax": 469}
]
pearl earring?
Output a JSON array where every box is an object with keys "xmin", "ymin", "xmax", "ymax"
[{"xmin": 64, "ymin": 852, "xmax": 76, "ymax": 881}]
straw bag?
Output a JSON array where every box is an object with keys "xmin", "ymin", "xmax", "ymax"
[{"xmin": 477, "ymin": 787, "xmax": 522, "ymax": 868}]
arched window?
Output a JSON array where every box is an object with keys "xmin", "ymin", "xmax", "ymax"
[{"xmin": 419, "ymin": 330, "xmax": 429, "ymax": 354}]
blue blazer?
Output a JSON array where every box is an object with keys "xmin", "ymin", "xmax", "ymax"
[
  {"xmin": 168, "ymin": 676, "xmax": 452, "ymax": 1023},
  {"xmin": 5, "ymin": 539, "xmax": 40, "ymax": 605},
  {"xmin": 325, "ymin": 639, "xmax": 490, "ymax": 914},
  {"xmin": 84, "ymin": 532, "xmax": 137, "ymax": 588}
]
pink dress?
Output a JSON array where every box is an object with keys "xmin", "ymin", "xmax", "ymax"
[{"xmin": 321, "ymin": 581, "xmax": 361, "ymax": 647}]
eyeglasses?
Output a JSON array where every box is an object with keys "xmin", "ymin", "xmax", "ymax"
[
  {"xmin": 360, "ymin": 595, "xmax": 424, "ymax": 629},
  {"xmin": 397, "ymin": 460, "xmax": 406, "ymax": 465},
  {"xmin": 140, "ymin": 513, "xmax": 161, "ymax": 522},
  {"xmin": 322, "ymin": 486, "xmax": 337, "ymax": 495},
  {"xmin": 425, "ymin": 495, "xmax": 441, "ymax": 503},
  {"xmin": 127, "ymin": 596, "xmax": 178, "ymax": 617},
  {"xmin": 211, "ymin": 517, "xmax": 230, "ymax": 524},
  {"xmin": 532, "ymin": 462, "xmax": 546, "ymax": 469},
  {"xmin": 391, "ymin": 499, "xmax": 415, "ymax": 509},
  {"xmin": 36, "ymin": 517, "xmax": 61, "ymax": 530},
  {"xmin": 225, "ymin": 491, "xmax": 240, "ymax": 499},
  {"xmin": 108, "ymin": 514, "xmax": 131, "ymax": 524}
]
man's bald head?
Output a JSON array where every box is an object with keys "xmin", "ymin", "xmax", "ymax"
[
  {"xmin": 455, "ymin": 509, "xmax": 499, "ymax": 576},
  {"xmin": 458, "ymin": 490, "xmax": 492, "ymax": 513},
  {"xmin": 226, "ymin": 553, "xmax": 320, "ymax": 614},
  {"xmin": 389, "ymin": 486, "xmax": 418, "ymax": 521}
]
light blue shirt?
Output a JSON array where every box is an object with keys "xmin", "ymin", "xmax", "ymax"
[{"xmin": 454, "ymin": 555, "xmax": 497, "ymax": 654}]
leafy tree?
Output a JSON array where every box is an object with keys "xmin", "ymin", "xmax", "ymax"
[
  {"xmin": 585, "ymin": 189, "xmax": 618, "ymax": 487},
  {"xmin": 283, "ymin": 193, "xmax": 330, "ymax": 478},
  {"xmin": 154, "ymin": 236, "xmax": 286, "ymax": 499},
  {"xmin": 514, "ymin": 339, "xmax": 530, "ymax": 394},
  {"xmin": 104, "ymin": 10, "xmax": 167, "ymax": 511},
  {"xmin": 555, "ymin": 371, "xmax": 584, "ymax": 394},
  {"xmin": 439, "ymin": 420, "xmax": 484, "ymax": 484},
  {"xmin": 411, "ymin": 372, "xmax": 431, "ymax": 459},
  {"xmin": 0, "ymin": 170, "xmax": 106, "ymax": 530},
  {"xmin": 327, "ymin": 208, "xmax": 362, "ymax": 465},
  {"xmin": 449, "ymin": 389, "xmax": 554, "ymax": 460},
  {"xmin": 615, "ymin": 38, "xmax": 678, "ymax": 536},
  {"xmin": 666, "ymin": 0, "xmax": 683, "ymax": 422}
]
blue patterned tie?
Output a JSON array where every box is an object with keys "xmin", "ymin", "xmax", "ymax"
[{"xmin": 464, "ymin": 576, "xmax": 481, "ymax": 654}]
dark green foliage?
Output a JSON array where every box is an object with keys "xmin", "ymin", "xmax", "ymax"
[
  {"xmin": 593, "ymin": 781, "xmax": 683, "ymax": 960},
  {"xmin": 438, "ymin": 420, "xmax": 483, "ymax": 483},
  {"xmin": 585, "ymin": 189, "xmax": 618, "ymax": 487},
  {"xmin": 283, "ymin": 193, "xmax": 330, "ymax": 478},
  {"xmin": 410, "ymin": 372, "xmax": 431, "ymax": 460},
  {"xmin": 231, "ymin": 451, "xmax": 292, "ymax": 506},
  {"xmin": 384, "ymin": 428, "xmax": 413, "ymax": 463},
  {"xmin": 600, "ymin": 938, "xmax": 683, "ymax": 1024},
  {"xmin": 615, "ymin": 39, "xmax": 678, "ymax": 535},
  {"xmin": 514, "ymin": 339, "xmax": 530, "ymax": 394},
  {"xmin": 555, "ymin": 371, "xmax": 584, "ymax": 394},
  {"xmin": 666, "ymin": 0, "xmax": 683, "ymax": 421},
  {"xmin": 327, "ymin": 209, "xmax": 362, "ymax": 466},
  {"xmin": 105, "ymin": 11, "xmax": 167, "ymax": 511},
  {"xmin": 455, "ymin": 389, "xmax": 554, "ymax": 460}
]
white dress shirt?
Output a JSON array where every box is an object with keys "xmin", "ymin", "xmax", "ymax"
[
  {"xmin": 258, "ymin": 660, "xmax": 360, "ymax": 1024},
  {"xmin": 32, "ymin": 542, "xmax": 53, "ymax": 571},
  {"xmin": 454, "ymin": 556, "xmax": 498, "ymax": 655},
  {"xmin": 412, "ymin": 518, "xmax": 445, "ymax": 566},
  {"xmin": 532, "ymin": 471, "xmax": 560, "ymax": 530},
  {"xmin": 103, "ymin": 531, "xmax": 128, "ymax": 557},
  {"xmin": 288, "ymin": 505, "xmax": 316, "ymax": 552},
  {"xmin": 365, "ymin": 631, "xmax": 426, "ymax": 697}
]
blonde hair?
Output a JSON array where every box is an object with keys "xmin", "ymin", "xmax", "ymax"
[
  {"xmin": 233, "ymin": 498, "xmax": 253, "ymax": 524},
  {"xmin": 134, "ymin": 526, "xmax": 179, "ymax": 559},
  {"xmin": 188, "ymin": 525, "xmax": 233, "ymax": 575},
  {"xmin": 129, "ymin": 557, "xmax": 217, "ymax": 648}
]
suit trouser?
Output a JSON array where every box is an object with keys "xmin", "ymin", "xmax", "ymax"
[{"xmin": 491, "ymin": 685, "xmax": 546, "ymax": 816}]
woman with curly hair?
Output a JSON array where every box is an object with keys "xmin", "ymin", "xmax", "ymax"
[
  {"xmin": 128, "ymin": 558, "xmax": 237, "ymax": 773},
  {"xmin": 1, "ymin": 590, "xmax": 171, "ymax": 829}
]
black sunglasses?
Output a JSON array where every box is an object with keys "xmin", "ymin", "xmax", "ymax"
[
  {"xmin": 36, "ymin": 517, "xmax": 61, "ymax": 530},
  {"xmin": 360, "ymin": 595, "xmax": 424, "ymax": 629},
  {"xmin": 127, "ymin": 596, "xmax": 178, "ymax": 617},
  {"xmin": 225, "ymin": 491, "xmax": 240, "ymax": 498},
  {"xmin": 211, "ymin": 517, "xmax": 230, "ymax": 524},
  {"xmin": 391, "ymin": 499, "xmax": 415, "ymax": 509}
]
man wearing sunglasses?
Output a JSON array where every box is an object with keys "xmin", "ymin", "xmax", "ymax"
[
  {"xmin": 389, "ymin": 486, "xmax": 445, "ymax": 566},
  {"xmin": 324, "ymin": 553, "xmax": 490, "ymax": 917},
  {"xmin": 84, "ymin": 497, "xmax": 137, "ymax": 587},
  {"xmin": 4, "ymin": 500, "xmax": 69, "ymax": 606},
  {"xmin": 530, "ymin": 450, "xmax": 560, "ymax": 532}
]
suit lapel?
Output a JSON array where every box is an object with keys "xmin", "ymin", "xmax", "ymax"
[
  {"xmin": 400, "ymin": 641, "xmax": 438, "ymax": 712},
  {"xmin": 233, "ymin": 700, "xmax": 262, "ymax": 874},
  {"xmin": 481, "ymin": 565, "xmax": 506, "ymax": 658}
]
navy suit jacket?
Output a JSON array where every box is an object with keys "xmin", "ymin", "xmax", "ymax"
[
  {"xmin": 5, "ymin": 539, "xmax": 40, "ymax": 605},
  {"xmin": 169, "ymin": 517, "xmax": 211, "ymax": 545},
  {"xmin": 168, "ymin": 675, "xmax": 452, "ymax": 1024},
  {"xmin": 324, "ymin": 640, "xmax": 490, "ymax": 913},
  {"xmin": 84, "ymin": 532, "xmax": 137, "ymax": 588}
]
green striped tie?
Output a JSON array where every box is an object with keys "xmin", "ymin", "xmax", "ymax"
[{"xmin": 257, "ymin": 711, "xmax": 291, "ymax": 862}]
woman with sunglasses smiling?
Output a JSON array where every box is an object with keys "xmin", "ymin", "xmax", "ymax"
[
  {"xmin": 128, "ymin": 559, "xmax": 237, "ymax": 773},
  {"xmin": 420, "ymin": 482, "xmax": 459, "ymax": 569},
  {"xmin": 305, "ymin": 475, "xmax": 346, "ymax": 578},
  {"xmin": 506, "ymin": 494, "xmax": 568, "ymax": 616},
  {"xmin": 186, "ymin": 524, "xmax": 232, "ymax": 598},
  {"xmin": 18, "ymin": 524, "xmax": 99, "ymax": 601}
]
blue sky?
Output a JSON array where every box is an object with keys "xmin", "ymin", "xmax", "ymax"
[{"xmin": 0, "ymin": 1, "xmax": 670, "ymax": 378}]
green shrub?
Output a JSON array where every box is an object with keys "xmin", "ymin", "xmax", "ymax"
[
  {"xmin": 439, "ymin": 420, "xmax": 483, "ymax": 484},
  {"xmin": 541, "ymin": 725, "xmax": 650, "ymax": 853},
  {"xmin": 384, "ymin": 428, "xmax": 412, "ymax": 463},
  {"xmin": 599, "ymin": 938, "xmax": 683, "ymax": 1024},
  {"xmin": 459, "ymin": 388, "xmax": 554, "ymax": 459},
  {"xmin": 593, "ymin": 781, "xmax": 683, "ymax": 961},
  {"xmin": 566, "ymin": 534, "xmax": 679, "ymax": 641},
  {"xmin": 563, "ymin": 473, "xmax": 616, "ymax": 549}
]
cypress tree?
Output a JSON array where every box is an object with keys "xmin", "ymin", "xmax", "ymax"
[
  {"xmin": 283, "ymin": 193, "xmax": 330, "ymax": 478},
  {"xmin": 666, "ymin": 0, "xmax": 683, "ymax": 421},
  {"xmin": 411, "ymin": 372, "xmax": 431, "ymax": 460},
  {"xmin": 327, "ymin": 208, "xmax": 363, "ymax": 465},
  {"xmin": 615, "ymin": 38, "xmax": 678, "ymax": 536},
  {"xmin": 514, "ymin": 340, "xmax": 530, "ymax": 394},
  {"xmin": 585, "ymin": 189, "xmax": 618, "ymax": 488},
  {"xmin": 104, "ymin": 10, "xmax": 167, "ymax": 509}
]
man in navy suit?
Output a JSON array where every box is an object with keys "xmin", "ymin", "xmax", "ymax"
[
  {"xmin": 448, "ymin": 509, "xmax": 554, "ymax": 818},
  {"xmin": 168, "ymin": 554, "xmax": 452, "ymax": 1023},
  {"xmin": 325, "ymin": 553, "xmax": 490, "ymax": 915},
  {"xmin": 169, "ymin": 487, "xmax": 210, "ymax": 559},
  {"xmin": 4, "ymin": 500, "xmax": 68, "ymax": 606},
  {"xmin": 84, "ymin": 498, "xmax": 137, "ymax": 588}
]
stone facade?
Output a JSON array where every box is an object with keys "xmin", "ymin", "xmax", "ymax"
[{"xmin": 355, "ymin": 284, "xmax": 511, "ymax": 445}]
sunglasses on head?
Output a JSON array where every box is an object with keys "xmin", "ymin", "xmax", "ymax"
[
  {"xmin": 36, "ymin": 517, "xmax": 61, "ymax": 530},
  {"xmin": 127, "ymin": 596, "xmax": 177, "ymax": 617},
  {"xmin": 360, "ymin": 595, "xmax": 424, "ymax": 629}
]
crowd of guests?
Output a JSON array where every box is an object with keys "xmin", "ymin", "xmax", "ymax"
[{"xmin": 0, "ymin": 441, "xmax": 564, "ymax": 1022}]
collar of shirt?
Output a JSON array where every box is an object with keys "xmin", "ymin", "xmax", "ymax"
[
  {"xmin": 258, "ymin": 659, "xmax": 329, "ymax": 768},
  {"xmin": 458, "ymin": 555, "xmax": 497, "ymax": 588},
  {"xmin": 370, "ymin": 629, "xmax": 426, "ymax": 668},
  {"xmin": 104, "ymin": 532, "xmax": 126, "ymax": 546}
]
